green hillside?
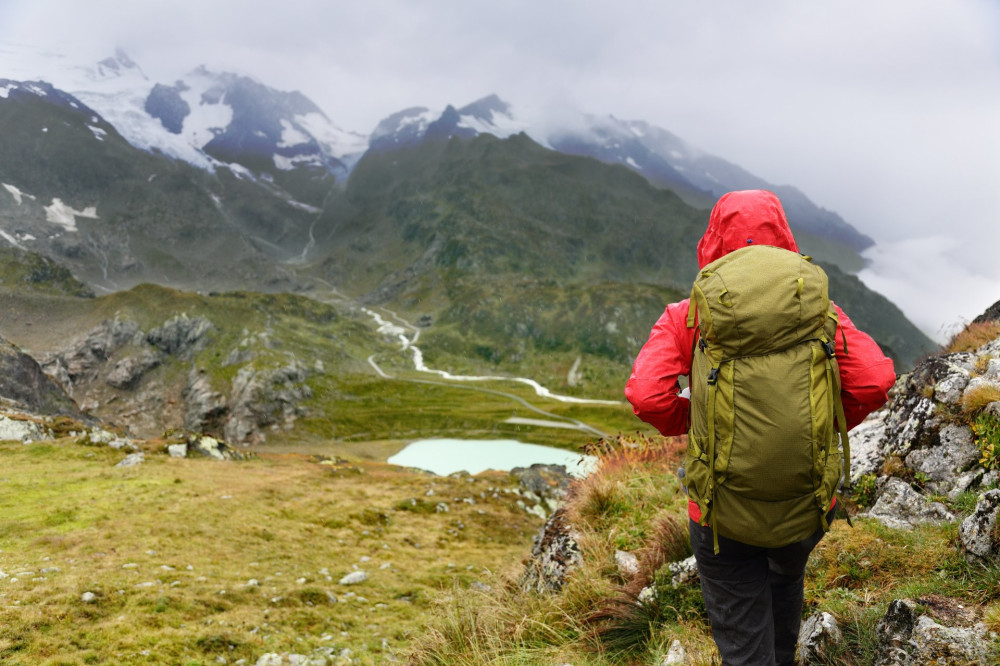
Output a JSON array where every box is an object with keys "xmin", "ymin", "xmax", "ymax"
[{"xmin": 308, "ymin": 133, "xmax": 933, "ymax": 371}]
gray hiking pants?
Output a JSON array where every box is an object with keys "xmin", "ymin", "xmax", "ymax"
[{"xmin": 689, "ymin": 510, "xmax": 833, "ymax": 666}]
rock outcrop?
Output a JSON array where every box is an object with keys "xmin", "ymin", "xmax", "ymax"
[
  {"xmin": 796, "ymin": 612, "xmax": 842, "ymax": 664},
  {"xmin": 873, "ymin": 598, "xmax": 993, "ymax": 665},
  {"xmin": 959, "ymin": 489, "xmax": 1000, "ymax": 563},
  {"xmin": 38, "ymin": 314, "xmax": 314, "ymax": 445},
  {"xmin": 519, "ymin": 508, "xmax": 582, "ymax": 593},
  {"xmin": 0, "ymin": 335, "xmax": 83, "ymax": 418},
  {"xmin": 863, "ymin": 477, "xmax": 956, "ymax": 530},
  {"xmin": 849, "ymin": 330, "xmax": 1000, "ymax": 514},
  {"xmin": 510, "ymin": 463, "xmax": 573, "ymax": 518}
]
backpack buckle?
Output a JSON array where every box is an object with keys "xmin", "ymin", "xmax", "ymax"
[
  {"xmin": 821, "ymin": 340, "xmax": 836, "ymax": 358},
  {"xmin": 707, "ymin": 368, "xmax": 720, "ymax": 385}
]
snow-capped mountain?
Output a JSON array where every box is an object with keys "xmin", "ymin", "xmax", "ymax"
[
  {"xmin": 0, "ymin": 45, "xmax": 367, "ymax": 179},
  {"xmin": 369, "ymin": 94, "xmax": 527, "ymax": 151},
  {"xmin": 369, "ymin": 95, "xmax": 874, "ymax": 255}
]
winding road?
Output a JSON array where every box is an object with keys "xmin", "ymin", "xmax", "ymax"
[{"xmin": 360, "ymin": 307, "xmax": 620, "ymax": 438}]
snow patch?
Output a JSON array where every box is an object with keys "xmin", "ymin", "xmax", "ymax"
[
  {"xmin": 295, "ymin": 112, "xmax": 368, "ymax": 157},
  {"xmin": 44, "ymin": 198, "xmax": 98, "ymax": 232},
  {"xmin": 273, "ymin": 153, "xmax": 322, "ymax": 171},
  {"xmin": 0, "ymin": 84, "xmax": 12, "ymax": 98},
  {"xmin": 457, "ymin": 108, "xmax": 527, "ymax": 138},
  {"xmin": 3, "ymin": 183, "xmax": 35, "ymax": 205},
  {"xmin": 0, "ymin": 229, "xmax": 25, "ymax": 249},
  {"xmin": 278, "ymin": 119, "xmax": 310, "ymax": 147},
  {"xmin": 286, "ymin": 200, "xmax": 321, "ymax": 214},
  {"xmin": 175, "ymin": 71, "xmax": 234, "ymax": 150},
  {"xmin": 625, "ymin": 157, "xmax": 641, "ymax": 169},
  {"xmin": 225, "ymin": 162, "xmax": 254, "ymax": 180},
  {"xmin": 669, "ymin": 150, "xmax": 685, "ymax": 160},
  {"xmin": 88, "ymin": 125, "xmax": 107, "ymax": 141}
]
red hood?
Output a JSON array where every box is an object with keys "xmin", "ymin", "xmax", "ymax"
[{"xmin": 697, "ymin": 190, "xmax": 799, "ymax": 268}]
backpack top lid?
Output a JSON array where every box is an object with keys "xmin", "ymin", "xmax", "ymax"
[{"xmin": 690, "ymin": 244, "xmax": 831, "ymax": 358}]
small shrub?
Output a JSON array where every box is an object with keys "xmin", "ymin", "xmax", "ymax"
[
  {"xmin": 945, "ymin": 321, "xmax": 1000, "ymax": 354},
  {"xmin": 351, "ymin": 508, "xmax": 391, "ymax": 526},
  {"xmin": 882, "ymin": 455, "xmax": 906, "ymax": 478},
  {"xmin": 851, "ymin": 474, "xmax": 879, "ymax": 508},
  {"xmin": 393, "ymin": 498, "xmax": 439, "ymax": 514},
  {"xmin": 973, "ymin": 414, "xmax": 1000, "ymax": 470},
  {"xmin": 652, "ymin": 566, "xmax": 706, "ymax": 621}
]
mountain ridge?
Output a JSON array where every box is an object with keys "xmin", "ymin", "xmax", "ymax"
[{"xmin": 0, "ymin": 47, "xmax": 934, "ymax": 371}]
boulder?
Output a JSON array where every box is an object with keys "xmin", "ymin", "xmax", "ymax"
[
  {"xmin": 964, "ymin": 376, "xmax": 1000, "ymax": 402},
  {"xmin": 661, "ymin": 639, "xmax": 687, "ymax": 665},
  {"xmin": 959, "ymin": 489, "xmax": 1000, "ymax": 563},
  {"xmin": 884, "ymin": 354, "xmax": 976, "ymax": 458},
  {"xmin": 664, "ymin": 555, "xmax": 699, "ymax": 588},
  {"xmin": 911, "ymin": 616, "xmax": 992, "ymax": 664},
  {"xmin": 511, "ymin": 463, "xmax": 573, "ymax": 515},
  {"xmin": 614, "ymin": 550, "xmax": 640, "ymax": 579},
  {"xmin": 875, "ymin": 599, "xmax": 918, "ymax": 666},
  {"xmin": 796, "ymin": 611, "xmax": 842, "ymax": 664},
  {"xmin": 904, "ymin": 424, "xmax": 979, "ymax": 491},
  {"xmin": 864, "ymin": 478, "xmax": 956, "ymax": 530},
  {"xmin": 872, "ymin": 598, "xmax": 994, "ymax": 665},
  {"xmin": 0, "ymin": 415, "xmax": 46, "ymax": 443},
  {"xmin": 338, "ymin": 571, "xmax": 367, "ymax": 585},
  {"xmin": 115, "ymin": 452, "xmax": 145, "ymax": 467}
]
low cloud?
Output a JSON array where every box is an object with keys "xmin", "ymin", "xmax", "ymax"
[{"xmin": 858, "ymin": 237, "xmax": 1000, "ymax": 343}]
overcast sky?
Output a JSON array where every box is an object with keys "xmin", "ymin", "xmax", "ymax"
[{"xmin": 2, "ymin": 0, "xmax": 998, "ymax": 342}]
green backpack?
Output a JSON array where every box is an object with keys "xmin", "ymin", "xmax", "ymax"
[{"xmin": 683, "ymin": 244, "xmax": 849, "ymax": 552}]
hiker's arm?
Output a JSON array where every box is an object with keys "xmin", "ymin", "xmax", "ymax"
[
  {"xmin": 833, "ymin": 303, "xmax": 897, "ymax": 429},
  {"xmin": 625, "ymin": 299, "xmax": 695, "ymax": 436}
]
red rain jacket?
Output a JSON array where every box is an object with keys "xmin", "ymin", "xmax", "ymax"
[{"xmin": 625, "ymin": 189, "xmax": 896, "ymax": 442}]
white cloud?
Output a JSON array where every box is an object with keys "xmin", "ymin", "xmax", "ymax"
[{"xmin": 859, "ymin": 237, "xmax": 1000, "ymax": 343}]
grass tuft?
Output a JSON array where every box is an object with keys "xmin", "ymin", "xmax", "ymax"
[{"xmin": 945, "ymin": 321, "xmax": 1000, "ymax": 354}]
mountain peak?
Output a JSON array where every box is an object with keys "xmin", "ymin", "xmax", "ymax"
[
  {"xmin": 458, "ymin": 94, "xmax": 511, "ymax": 121},
  {"xmin": 95, "ymin": 48, "xmax": 145, "ymax": 80}
]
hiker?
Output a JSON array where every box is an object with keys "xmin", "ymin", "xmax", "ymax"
[{"xmin": 624, "ymin": 189, "xmax": 896, "ymax": 666}]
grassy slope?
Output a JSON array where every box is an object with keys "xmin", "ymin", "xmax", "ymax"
[
  {"xmin": 408, "ymin": 435, "xmax": 1000, "ymax": 665},
  {"xmin": 0, "ymin": 437, "xmax": 542, "ymax": 665}
]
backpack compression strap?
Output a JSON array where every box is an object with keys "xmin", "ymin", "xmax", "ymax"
[
  {"xmin": 820, "ymin": 308, "xmax": 851, "ymax": 532},
  {"xmin": 686, "ymin": 287, "xmax": 723, "ymax": 553}
]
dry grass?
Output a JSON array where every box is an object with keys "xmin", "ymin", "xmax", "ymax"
[
  {"xmin": 961, "ymin": 383, "xmax": 1000, "ymax": 415},
  {"xmin": 945, "ymin": 320, "xmax": 1000, "ymax": 354},
  {"xmin": 0, "ymin": 438, "xmax": 540, "ymax": 665}
]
